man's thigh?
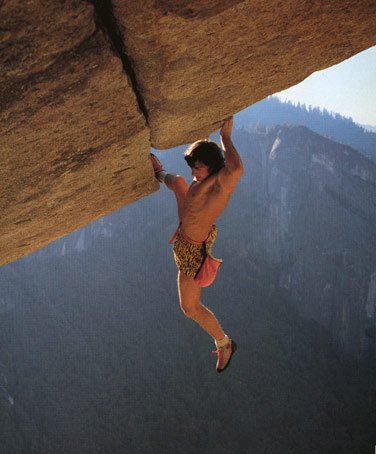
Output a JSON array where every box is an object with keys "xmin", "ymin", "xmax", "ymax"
[{"xmin": 177, "ymin": 271, "xmax": 201, "ymax": 308}]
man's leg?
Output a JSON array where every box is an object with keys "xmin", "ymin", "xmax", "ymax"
[
  {"xmin": 177, "ymin": 271, "xmax": 237, "ymax": 372},
  {"xmin": 177, "ymin": 271, "xmax": 225, "ymax": 341}
]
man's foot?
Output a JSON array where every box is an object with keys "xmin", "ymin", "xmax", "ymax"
[{"xmin": 212, "ymin": 339, "xmax": 237, "ymax": 373}]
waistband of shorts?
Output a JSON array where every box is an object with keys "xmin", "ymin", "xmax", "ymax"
[
  {"xmin": 177, "ymin": 229, "xmax": 204, "ymax": 245},
  {"xmin": 169, "ymin": 223, "xmax": 216, "ymax": 245}
]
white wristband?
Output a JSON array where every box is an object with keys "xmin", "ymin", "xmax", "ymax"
[{"xmin": 156, "ymin": 170, "xmax": 167, "ymax": 183}]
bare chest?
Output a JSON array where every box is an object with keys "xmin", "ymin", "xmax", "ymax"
[{"xmin": 184, "ymin": 179, "xmax": 230, "ymax": 216}]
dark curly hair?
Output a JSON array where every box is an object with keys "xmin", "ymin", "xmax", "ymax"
[{"xmin": 184, "ymin": 139, "xmax": 225, "ymax": 175}]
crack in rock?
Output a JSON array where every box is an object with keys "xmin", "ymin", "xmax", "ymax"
[{"xmin": 89, "ymin": 0, "xmax": 149, "ymax": 126}]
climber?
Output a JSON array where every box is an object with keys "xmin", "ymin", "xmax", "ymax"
[{"xmin": 150, "ymin": 116, "xmax": 243, "ymax": 372}]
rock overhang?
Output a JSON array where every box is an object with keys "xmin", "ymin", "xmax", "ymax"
[{"xmin": 1, "ymin": 0, "xmax": 375, "ymax": 265}]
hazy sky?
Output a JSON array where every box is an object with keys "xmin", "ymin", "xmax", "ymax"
[{"xmin": 276, "ymin": 45, "xmax": 376, "ymax": 127}]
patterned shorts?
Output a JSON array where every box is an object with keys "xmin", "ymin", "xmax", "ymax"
[{"xmin": 173, "ymin": 225, "xmax": 218, "ymax": 278}]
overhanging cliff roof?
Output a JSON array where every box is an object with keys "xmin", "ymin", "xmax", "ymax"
[{"xmin": 1, "ymin": 0, "xmax": 376, "ymax": 265}]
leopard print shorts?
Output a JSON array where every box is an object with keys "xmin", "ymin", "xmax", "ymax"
[{"xmin": 173, "ymin": 225, "xmax": 218, "ymax": 278}]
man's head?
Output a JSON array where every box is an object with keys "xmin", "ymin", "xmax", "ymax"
[{"xmin": 184, "ymin": 139, "xmax": 225, "ymax": 181}]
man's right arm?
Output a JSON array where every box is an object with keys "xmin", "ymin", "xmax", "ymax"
[
  {"xmin": 150, "ymin": 154, "xmax": 189, "ymax": 194},
  {"xmin": 164, "ymin": 173, "xmax": 189, "ymax": 194}
]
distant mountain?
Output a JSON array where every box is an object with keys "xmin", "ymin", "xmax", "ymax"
[
  {"xmin": 230, "ymin": 125, "xmax": 376, "ymax": 358},
  {"xmin": 363, "ymin": 124, "xmax": 376, "ymax": 133},
  {"xmin": 236, "ymin": 96, "xmax": 376, "ymax": 162},
  {"xmin": 0, "ymin": 126, "xmax": 375, "ymax": 453},
  {"xmin": 22, "ymin": 124, "xmax": 376, "ymax": 358},
  {"xmin": 30, "ymin": 217, "xmax": 114, "ymax": 258}
]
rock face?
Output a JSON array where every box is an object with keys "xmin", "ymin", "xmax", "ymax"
[
  {"xmin": 114, "ymin": 0, "xmax": 376, "ymax": 148},
  {"xmin": 1, "ymin": 0, "xmax": 157, "ymax": 266},
  {"xmin": 1, "ymin": 0, "xmax": 376, "ymax": 266}
]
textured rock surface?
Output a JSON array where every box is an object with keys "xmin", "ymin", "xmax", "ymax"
[
  {"xmin": 231, "ymin": 125, "xmax": 376, "ymax": 357},
  {"xmin": 0, "ymin": 0, "xmax": 156, "ymax": 266},
  {"xmin": 114, "ymin": 0, "xmax": 376, "ymax": 148},
  {"xmin": 1, "ymin": 0, "xmax": 376, "ymax": 265}
]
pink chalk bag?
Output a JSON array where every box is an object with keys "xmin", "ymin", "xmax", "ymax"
[{"xmin": 194, "ymin": 241, "xmax": 223, "ymax": 287}]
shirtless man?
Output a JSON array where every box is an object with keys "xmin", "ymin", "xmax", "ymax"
[{"xmin": 150, "ymin": 117, "xmax": 243, "ymax": 372}]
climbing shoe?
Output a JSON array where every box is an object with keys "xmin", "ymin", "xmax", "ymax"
[{"xmin": 212, "ymin": 339, "xmax": 237, "ymax": 373}]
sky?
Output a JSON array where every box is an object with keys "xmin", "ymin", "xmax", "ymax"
[{"xmin": 275, "ymin": 45, "xmax": 376, "ymax": 127}]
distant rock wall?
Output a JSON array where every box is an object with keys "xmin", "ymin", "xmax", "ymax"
[
  {"xmin": 366, "ymin": 271, "xmax": 376, "ymax": 319},
  {"xmin": 241, "ymin": 126, "xmax": 376, "ymax": 357},
  {"xmin": 1, "ymin": 0, "xmax": 376, "ymax": 265}
]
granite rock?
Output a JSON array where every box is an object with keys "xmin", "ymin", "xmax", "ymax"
[
  {"xmin": 1, "ymin": 0, "xmax": 375, "ymax": 265},
  {"xmin": 0, "ymin": 0, "xmax": 156, "ymax": 266},
  {"xmin": 113, "ymin": 0, "xmax": 376, "ymax": 148}
]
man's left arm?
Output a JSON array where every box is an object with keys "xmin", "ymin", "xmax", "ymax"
[{"xmin": 218, "ymin": 117, "xmax": 243, "ymax": 191}]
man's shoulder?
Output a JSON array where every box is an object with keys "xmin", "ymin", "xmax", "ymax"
[{"xmin": 217, "ymin": 165, "xmax": 242, "ymax": 193}]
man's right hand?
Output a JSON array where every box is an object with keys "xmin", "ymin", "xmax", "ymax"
[{"xmin": 150, "ymin": 153, "xmax": 164, "ymax": 173}]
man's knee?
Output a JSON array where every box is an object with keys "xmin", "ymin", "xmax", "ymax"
[
  {"xmin": 177, "ymin": 271, "xmax": 202, "ymax": 318},
  {"xmin": 180, "ymin": 301, "xmax": 203, "ymax": 319}
]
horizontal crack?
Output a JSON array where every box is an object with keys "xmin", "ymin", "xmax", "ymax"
[{"xmin": 89, "ymin": 0, "xmax": 149, "ymax": 126}]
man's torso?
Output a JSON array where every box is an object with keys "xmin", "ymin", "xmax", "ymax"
[{"xmin": 180, "ymin": 175, "xmax": 232, "ymax": 242}]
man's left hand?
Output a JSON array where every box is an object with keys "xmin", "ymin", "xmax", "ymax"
[{"xmin": 220, "ymin": 116, "xmax": 233, "ymax": 140}]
